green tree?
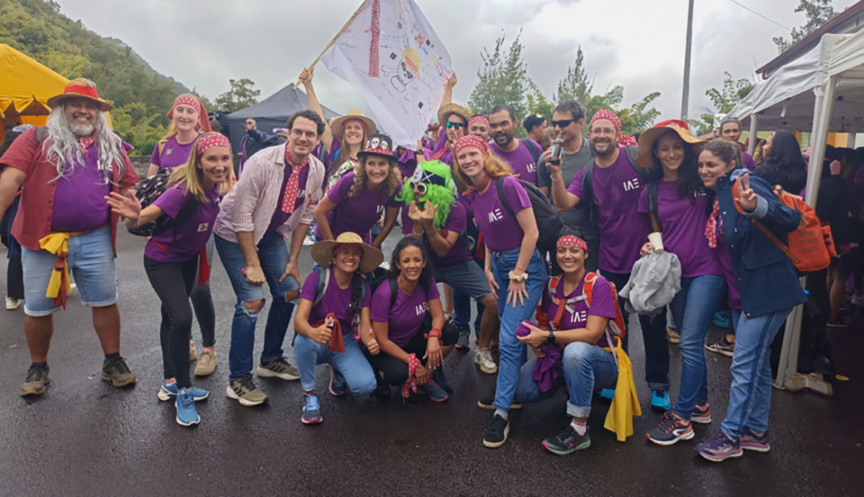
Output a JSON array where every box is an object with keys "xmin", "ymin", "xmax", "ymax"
[
  {"xmin": 773, "ymin": 0, "xmax": 837, "ymax": 53},
  {"xmin": 215, "ymin": 78, "xmax": 260, "ymax": 113},
  {"xmin": 525, "ymin": 81, "xmax": 554, "ymax": 124},
  {"xmin": 468, "ymin": 31, "xmax": 533, "ymax": 125},
  {"xmin": 554, "ymin": 46, "xmax": 593, "ymax": 103},
  {"xmin": 689, "ymin": 72, "xmax": 755, "ymax": 135}
]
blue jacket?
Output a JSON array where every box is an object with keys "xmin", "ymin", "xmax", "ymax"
[{"xmin": 716, "ymin": 168, "xmax": 808, "ymax": 318}]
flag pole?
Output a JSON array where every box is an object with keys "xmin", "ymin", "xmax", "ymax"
[{"xmin": 292, "ymin": 0, "xmax": 370, "ymax": 90}]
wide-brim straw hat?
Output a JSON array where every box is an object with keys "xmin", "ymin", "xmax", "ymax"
[
  {"xmin": 437, "ymin": 103, "xmax": 472, "ymax": 126},
  {"xmin": 311, "ymin": 232, "xmax": 384, "ymax": 274},
  {"xmin": 330, "ymin": 109, "xmax": 377, "ymax": 142},
  {"xmin": 47, "ymin": 78, "xmax": 113, "ymax": 112},
  {"xmin": 636, "ymin": 120, "xmax": 705, "ymax": 169}
]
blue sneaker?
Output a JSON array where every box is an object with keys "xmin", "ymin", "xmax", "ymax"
[
  {"xmin": 157, "ymin": 379, "xmax": 209, "ymax": 402},
  {"xmin": 712, "ymin": 310, "xmax": 730, "ymax": 328},
  {"xmin": 175, "ymin": 388, "xmax": 200, "ymax": 427},
  {"xmin": 329, "ymin": 367, "xmax": 347, "ymax": 397},
  {"xmin": 420, "ymin": 380, "xmax": 449, "ymax": 402},
  {"xmin": 651, "ymin": 390, "xmax": 671, "ymax": 412},
  {"xmin": 697, "ymin": 430, "xmax": 743, "ymax": 462},
  {"xmin": 302, "ymin": 394, "xmax": 323, "ymax": 425},
  {"xmin": 432, "ymin": 367, "xmax": 453, "ymax": 392},
  {"xmin": 599, "ymin": 388, "xmax": 615, "ymax": 401}
]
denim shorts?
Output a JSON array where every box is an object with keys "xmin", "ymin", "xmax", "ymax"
[
  {"xmin": 21, "ymin": 226, "xmax": 117, "ymax": 316},
  {"xmin": 433, "ymin": 261, "xmax": 492, "ymax": 300}
]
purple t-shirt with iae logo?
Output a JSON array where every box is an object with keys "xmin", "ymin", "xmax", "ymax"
[
  {"xmin": 371, "ymin": 278, "xmax": 441, "ymax": 348},
  {"xmin": 460, "ymin": 176, "xmax": 531, "ymax": 253}
]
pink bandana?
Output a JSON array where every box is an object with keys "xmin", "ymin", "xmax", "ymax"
[
  {"xmin": 557, "ymin": 235, "xmax": 587, "ymax": 251},
  {"xmin": 705, "ymin": 197, "xmax": 721, "ymax": 248},
  {"xmin": 469, "ymin": 115, "xmax": 490, "ymax": 128},
  {"xmin": 453, "ymin": 134, "xmax": 489, "ymax": 159},
  {"xmin": 402, "ymin": 353, "xmax": 421, "ymax": 398},
  {"xmin": 590, "ymin": 109, "xmax": 622, "ymax": 134},
  {"xmin": 167, "ymin": 95, "xmax": 212, "ymax": 132},
  {"xmin": 281, "ymin": 148, "xmax": 309, "ymax": 214},
  {"xmin": 196, "ymin": 132, "xmax": 231, "ymax": 155}
]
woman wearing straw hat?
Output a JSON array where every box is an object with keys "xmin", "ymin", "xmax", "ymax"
[
  {"xmin": 314, "ymin": 133, "xmax": 402, "ymax": 248},
  {"xmin": 633, "ymin": 121, "xmax": 728, "ymax": 446},
  {"xmin": 293, "ymin": 232, "xmax": 383, "ymax": 425}
]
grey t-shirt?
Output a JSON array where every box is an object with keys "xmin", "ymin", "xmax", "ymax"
[{"xmin": 537, "ymin": 137, "xmax": 597, "ymax": 240}]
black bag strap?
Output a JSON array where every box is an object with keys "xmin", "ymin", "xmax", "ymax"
[
  {"xmin": 495, "ymin": 176, "xmax": 517, "ymax": 221},
  {"xmin": 521, "ymin": 138, "xmax": 541, "ymax": 164},
  {"xmin": 647, "ymin": 181, "xmax": 662, "ymax": 233},
  {"xmin": 170, "ymin": 195, "xmax": 200, "ymax": 245}
]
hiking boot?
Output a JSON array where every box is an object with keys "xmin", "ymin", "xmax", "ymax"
[
  {"xmin": 6, "ymin": 297, "xmax": 22, "ymax": 310},
  {"xmin": 101, "ymin": 356, "xmax": 136, "ymax": 387},
  {"xmin": 646, "ymin": 413, "xmax": 694, "ymax": 446},
  {"xmin": 651, "ymin": 390, "xmax": 671, "ymax": 411},
  {"xmin": 705, "ymin": 336, "xmax": 735, "ymax": 357},
  {"xmin": 432, "ymin": 367, "xmax": 453, "ymax": 392},
  {"xmin": 301, "ymin": 394, "xmax": 323, "ymax": 425},
  {"xmin": 692, "ymin": 403, "xmax": 712, "ymax": 424},
  {"xmin": 189, "ymin": 341, "xmax": 198, "ymax": 362},
  {"xmin": 420, "ymin": 380, "xmax": 449, "ymax": 402},
  {"xmin": 157, "ymin": 379, "xmax": 209, "ymax": 402},
  {"xmin": 477, "ymin": 395, "xmax": 522, "ymax": 410},
  {"xmin": 542, "ymin": 424, "xmax": 591, "ymax": 455},
  {"xmin": 175, "ymin": 388, "xmax": 200, "ymax": 427},
  {"xmin": 21, "ymin": 363, "xmax": 50, "ymax": 397},
  {"xmin": 455, "ymin": 331, "xmax": 470, "ymax": 351},
  {"xmin": 474, "ymin": 347, "xmax": 497, "ymax": 374},
  {"xmin": 226, "ymin": 374, "xmax": 269, "ymax": 406},
  {"xmin": 194, "ymin": 350, "xmax": 217, "ymax": 377},
  {"xmin": 696, "ymin": 431, "xmax": 742, "ymax": 462},
  {"xmin": 667, "ymin": 327, "xmax": 680, "ymax": 344},
  {"xmin": 329, "ymin": 367, "xmax": 347, "ymax": 397},
  {"xmin": 740, "ymin": 427, "xmax": 771, "ymax": 453},
  {"xmin": 257, "ymin": 358, "xmax": 300, "ymax": 381},
  {"xmin": 483, "ymin": 413, "xmax": 510, "ymax": 448}
]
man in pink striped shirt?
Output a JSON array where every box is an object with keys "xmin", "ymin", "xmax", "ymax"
[{"xmin": 214, "ymin": 110, "xmax": 327, "ymax": 406}]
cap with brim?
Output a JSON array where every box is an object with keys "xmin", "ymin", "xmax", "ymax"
[
  {"xmin": 311, "ymin": 232, "xmax": 384, "ymax": 274},
  {"xmin": 636, "ymin": 122, "xmax": 705, "ymax": 169},
  {"xmin": 437, "ymin": 103, "xmax": 472, "ymax": 126},
  {"xmin": 330, "ymin": 109, "xmax": 377, "ymax": 142},
  {"xmin": 47, "ymin": 78, "xmax": 113, "ymax": 112},
  {"xmin": 357, "ymin": 133, "xmax": 396, "ymax": 160}
]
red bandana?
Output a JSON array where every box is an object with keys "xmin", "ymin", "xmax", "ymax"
[
  {"xmin": 557, "ymin": 235, "xmax": 587, "ymax": 251},
  {"xmin": 469, "ymin": 115, "xmax": 490, "ymax": 128},
  {"xmin": 463, "ymin": 174, "xmax": 492, "ymax": 196},
  {"xmin": 402, "ymin": 353, "xmax": 421, "ymax": 398},
  {"xmin": 705, "ymin": 197, "xmax": 721, "ymax": 248},
  {"xmin": 453, "ymin": 134, "xmax": 489, "ymax": 159},
  {"xmin": 78, "ymin": 135, "xmax": 96, "ymax": 153},
  {"xmin": 167, "ymin": 95, "xmax": 212, "ymax": 132},
  {"xmin": 282, "ymin": 148, "xmax": 309, "ymax": 214},
  {"xmin": 196, "ymin": 132, "xmax": 231, "ymax": 155}
]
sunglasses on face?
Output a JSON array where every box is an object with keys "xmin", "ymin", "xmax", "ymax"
[
  {"xmin": 552, "ymin": 119, "xmax": 575, "ymax": 129},
  {"xmin": 445, "ymin": 121, "xmax": 464, "ymax": 130},
  {"xmin": 409, "ymin": 180, "xmax": 429, "ymax": 196}
]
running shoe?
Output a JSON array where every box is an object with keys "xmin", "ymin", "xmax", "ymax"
[
  {"xmin": 696, "ymin": 431, "xmax": 743, "ymax": 462},
  {"xmin": 175, "ymin": 388, "xmax": 200, "ymax": 427},
  {"xmin": 483, "ymin": 413, "xmax": 510, "ymax": 448},
  {"xmin": 301, "ymin": 394, "xmax": 323, "ymax": 424},
  {"xmin": 101, "ymin": 356, "xmax": 136, "ymax": 387},
  {"xmin": 20, "ymin": 363, "xmax": 50, "ymax": 397},
  {"xmin": 5, "ymin": 297, "xmax": 22, "ymax": 310},
  {"xmin": 543, "ymin": 425, "xmax": 590, "ymax": 455},
  {"xmin": 474, "ymin": 347, "xmax": 497, "ymax": 374},
  {"xmin": 257, "ymin": 358, "xmax": 300, "ymax": 381},
  {"xmin": 226, "ymin": 374, "xmax": 269, "ymax": 406},
  {"xmin": 455, "ymin": 330, "xmax": 470, "ymax": 350},
  {"xmin": 189, "ymin": 341, "xmax": 198, "ymax": 362},
  {"xmin": 329, "ymin": 367, "xmax": 347, "ymax": 397},
  {"xmin": 712, "ymin": 310, "xmax": 730, "ymax": 328},
  {"xmin": 420, "ymin": 380, "xmax": 449, "ymax": 402},
  {"xmin": 374, "ymin": 376, "xmax": 391, "ymax": 398},
  {"xmin": 432, "ymin": 367, "xmax": 453, "ymax": 392},
  {"xmin": 194, "ymin": 350, "xmax": 218, "ymax": 376},
  {"xmin": 705, "ymin": 336, "xmax": 735, "ymax": 357},
  {"xmin": 651, "ymin": 390, "xmax": 671, "ymax": 412},
  {"xmin": 157, "ymin": 379, "xmax": 210, "ymax": 402},
  {"xmin": 646, "ymin": 413, "xmax": 694, "ymax": 446},
  {"xmin": 692, "ymin": 403, "xmax": 712, "ymax": 424},
  {"xmin": 477, "ymin": 395, "xmax": 522, "ymax": 410},
  {"xmin": 740, "ymin": 427, "xmax": 771, "ymax": 452}
]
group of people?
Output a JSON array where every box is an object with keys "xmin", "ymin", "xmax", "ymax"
[{"xmin": 0, "ymin": 71, "xmax": 850, "ymax": 463}]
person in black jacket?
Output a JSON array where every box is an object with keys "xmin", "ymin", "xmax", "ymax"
[{"xmin": 753, "ymin": 131, "xmax": 808, "ymax": 194}]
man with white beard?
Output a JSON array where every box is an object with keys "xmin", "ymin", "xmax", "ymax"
[{"xmin": 0, "ymin": 79, "xmax": 140, "ymax": 397}]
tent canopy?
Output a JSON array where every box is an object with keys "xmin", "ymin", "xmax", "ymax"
[
  {"xmin": 222, "ymin": 85, "xmax": 341, "ymax": 152},
  {"xmin": 0, "ymin": 44, "xmax": 68, "ymax": 128}
]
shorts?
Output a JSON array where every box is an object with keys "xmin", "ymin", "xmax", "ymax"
[{"xmin": 433, "ymin": 261, "xmax": 492, "ymax": 300}]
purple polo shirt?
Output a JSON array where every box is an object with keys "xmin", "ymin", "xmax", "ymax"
[{"xmin": 51, "ymin": 142, "xmax": 111, "ymax": 233}]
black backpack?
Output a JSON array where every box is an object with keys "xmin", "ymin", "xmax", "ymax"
[
  {"xmin": 580, "ymin": 145, "xmax": 648, "ymax": 224},
  {"xmin": 521, "ymin": 138, "xmax": 541, "ymax": 164},
  {"xmin": 495, "ymin": 176, "xmax": 563, "ymax": 254},
  {"xmin": 127, "ymin": 169, "xmax": 199, "ymax": 238}
]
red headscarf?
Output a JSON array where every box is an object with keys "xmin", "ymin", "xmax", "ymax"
[
  {"xmin": 591, "ymin": 108, "xmax": 636, "ymax": 146},
  {"xmin": 196, "ymin": 132, "xmax": 231, "ymax": 155},
  {"xmin": 168, "ymin": 94, "xmax": 212, "ymax": 132},
  {"xmin": 557, "ymin": 235, "xmax": 588, "ymax": 252},
  {"xmin": 469, "ymin": 115, "xmax": 490, "ymax": 128},
  {"xmin": 453, "ymin": 134, "xmax": 489, "ymax": 158}
]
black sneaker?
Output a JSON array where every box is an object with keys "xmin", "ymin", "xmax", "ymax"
[
  {"xmin": 477, "ymin": 395, "xmax": 522, "ymax": 410},
  {"xmin": 483, "ymin": 413, "xmax": 510, "ymax": 448},
  {"xmin": 21, "ymin": 363, "xmax": 50, "ymax": 396},
  {"xmin": 374, "ymin": 376, "xmax": 391, "ymax": 399},
  {"xmin": 542, "ymin": 424, "xmax": 591, "ymax": 455},
  {"xmin": 455, "ymin": 331, "xmax": 470, "ymax": 350},
  {"xmin": 101, "ymin": 356, "xmax": 136, "ymax": 387}
]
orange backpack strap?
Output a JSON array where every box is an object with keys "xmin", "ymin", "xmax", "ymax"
[
  {"xmin": 732, "ymin": 178, "xmax": 802, "ymax": 265},
  {"xmin": 547, "ymin": 276, "xmax": 567, "ymax": 329}
]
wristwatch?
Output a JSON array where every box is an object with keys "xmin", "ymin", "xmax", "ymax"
[{"xmin": 546, "ymin": 330, "xmax": 556, "ymax": 344}]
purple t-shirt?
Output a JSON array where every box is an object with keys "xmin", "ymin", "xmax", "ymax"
[
  {"xmin": 637, "ymin": 182, "xmax": 722, "ymax": 278},
  {"xmin": 268, "ymin": 163, "xmax": 311, "ymax": 233},
  {"xmin": 299, "ymin": 269, "xmax": 372, "ymax": 334},
  {"xmin": 716, "ymin": 217, "xmax": 742, "ymax": 309},
  {"xmin": 490, "ymin": 139, "xmax": 540, "ymax": 184},
  {"xmin": 402, "ymin": 201, "xmax": 470, "ymax": 268},
  {"xmin": 51, "ymin": 142, "xmax": 110, "ymax": 233},
  {"xmin": 568, "ymin": 147, "xmax": 650, "ymax": 273},
  {"xmin": 145, "ymin": 184, "xmax": 220, "ymax": 263},
  {"xmin": 541, "ymin": 274, "xmax": 618, "ymax": 348},
  {"xmin": 150, "ymin": 135, "xmax": 198, "ymax": 169},
  {"xmin": 316, "ymin": 171, "xmax": 401, "ymax": 243},
  {"xmin": 371, "ymin": 278, "xmax": 441, "ymax": 348},
  {"xmin": 460, "ymin": 176, "xmax": 531, "ymax": 252},
  {"xmin": 742, "ymin": 152, "xmax": 756, "ymax": 171}
]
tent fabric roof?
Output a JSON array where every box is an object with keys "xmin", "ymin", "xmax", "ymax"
[
  {"xmin": 224, "ymin": 85, "xmax": 340, "ymax": 121},
  {"xmin": 0, "ymin": 44, "xmax": 68, "ymax": 124}
]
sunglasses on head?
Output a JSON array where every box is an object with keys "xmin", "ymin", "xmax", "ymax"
[
  {"xmin": 445, "ymin": 121, "xmax": 464, "ymax": 130},
  {"xmin": 552, "ymin": 119, "xmax": 575, "ymax": 129}
]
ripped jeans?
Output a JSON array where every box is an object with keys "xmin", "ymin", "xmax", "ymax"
[{"xmin": 215, "ymin": 233, "xmax": 300, "ymax": 381}]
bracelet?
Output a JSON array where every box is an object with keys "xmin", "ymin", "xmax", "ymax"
[
  {"xmin": 551, "ymin": 175, "xmax": 563, "ymax": 183},
  {"xmin": 424, "ymin": 328, "xmax": 442, "ymax": 339},
  {"xmin": 508, "ymin": 271, "xmax": 528, "ymax": 282}
]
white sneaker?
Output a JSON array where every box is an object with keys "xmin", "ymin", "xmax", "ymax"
[
  {"xmin": 474, "ymin": 347, "xmax": 497, "ymax": 374},
  {"xmin": 5, "ymin": 297, "xmax": 22, "ymax": 310},
  {"xmin": 302, "ymin": 236, "xmax": 314, "ymax": 246}
]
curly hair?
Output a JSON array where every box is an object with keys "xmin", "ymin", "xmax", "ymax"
[
  {"xmin": 387, "ymin": 236, "xmax": 433, "ymax": 292},
  {"xmin": 349, "ymin": 155, "xmax": 401, "ymax": 200},
  {"xmin": 395, "ymin": 160, "xmax": 455, "ymax": 231},
  {"xmin": 453, "ymin": 149, "xmax": 514, "ymax": 187},
  {"xmin": 645, "ymin": 129, "xmax": 702, "ymax": 201}
]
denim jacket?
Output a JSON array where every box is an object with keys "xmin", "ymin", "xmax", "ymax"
[{"xmin": 715, "ymin": 167, "xmax": 807, "ymax": 318}]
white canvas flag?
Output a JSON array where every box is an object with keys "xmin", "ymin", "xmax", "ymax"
[{"xmin": 322, "ymin": 0, "xmax": 454, "ymax": 148}]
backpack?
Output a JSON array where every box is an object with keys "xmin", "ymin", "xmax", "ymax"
[
  {"xmin": 495, "ymin": 176, "xmax": 564, "ymax": 254},
  {"xmin": 545, "ymin": 272, "xmax": 627, "ymax": 339},
  {"xmin": 732, "ymin": 179, "xmax": 834, "ymax": 273},
  {"xmin": 580, "ymin": 145, "xmax": 648, "ymax": 223},
  {"xmin": 521, "ymin": 138, "xmax": 541, "ymax": 164},
  {"xmin": 127, "ymin": 169, "xmax": 200, "ymax": 238}
]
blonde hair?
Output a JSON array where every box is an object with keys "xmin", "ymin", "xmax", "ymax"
[
  {"xmin": 167, "ymin": 134, "xmax": 235, "ymax": 202},
  {"xmin": 160, "ymin": 93, "xmax": 204, "ymax": 142},
  {"xmin": 349, "ymin": 155, "xmax": 401, "ymax": 200},
  {"xmin": 453, "ymin": 150, "xmax": 514, "ymax": 187}
]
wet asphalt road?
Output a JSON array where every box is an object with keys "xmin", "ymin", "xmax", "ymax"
[{"xmin": 1, "ymin": 230, "xmax": 863, "ymax": 497}]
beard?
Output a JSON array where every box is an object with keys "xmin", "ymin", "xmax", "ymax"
[
  {"xmin": 494, "ymin": 132, "xmax": 513, "ymax": 147},
  {"xmin": 69, "ymin": 122, "xmax": 96, "ymax": 137}
]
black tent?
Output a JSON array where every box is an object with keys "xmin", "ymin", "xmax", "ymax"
[{"xmin": 221, "ymin": 85, "xmax": 340, "ymax": 153}]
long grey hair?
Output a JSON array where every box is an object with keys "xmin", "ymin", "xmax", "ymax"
[{"xmin": 43, "ymin": 103, "xmax": 125, "ymax": 184}]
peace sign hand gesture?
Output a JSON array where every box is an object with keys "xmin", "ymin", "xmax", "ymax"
[{"xmin": 736, "ymin": 172, "xmax": 759, "ymax": 212}]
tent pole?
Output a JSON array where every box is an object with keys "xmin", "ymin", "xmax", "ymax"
[
  {"xmin": 748, "ymin": 114, "xmax": 759, "ymax": 155},
  {"xmin": 291, "ymin": 0, "xmax": 370, "ymax": 90}
]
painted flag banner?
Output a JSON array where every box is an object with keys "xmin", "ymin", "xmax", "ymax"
[{"xmin": 322, "ymin": 0, "xmax": 454, "ymax": 148}]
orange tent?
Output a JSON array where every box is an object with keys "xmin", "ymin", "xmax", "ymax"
[{"xmin": 0, "ymin": 44, "xmax": 68, "ymax": 128}]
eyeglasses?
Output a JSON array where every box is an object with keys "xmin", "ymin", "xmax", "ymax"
[
  {"xmin": 552, "ymin": 119, "xmax": 575, "ymax": 129},
  {"xmin": 445, "ymin": 121, "xmax": 464, "ymax": 130},
  {"xmin": 409, "ymin": 180, "xmax": 428, "ymax": 196}
]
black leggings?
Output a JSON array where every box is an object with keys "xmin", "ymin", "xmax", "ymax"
[
  {"xmin": 190, "ymin": 242, "xmax": 216, "ymax": 347},
  {"xmin": 144, "ymin": 255, "xmax": 197, "ymax": 389},
  {"xmin": 366, "ymin": 315, "xmax": 458, "ymax": 386},
  {"xmin": 7, "ymin": 253, "xmax": 23, "ymax": 300}
]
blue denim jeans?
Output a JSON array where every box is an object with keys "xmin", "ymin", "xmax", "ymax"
[
  {"xmin": 294, "ymin": 334, "xmax": 376, "ymax": 395},
  {"xmin": 603, "ymin": 270, "xmax": 670, "ymax": 392},
  {"xmin": 514, "ymin": 342, "xmax": 618, "ymax": 418},
  {"xmin": 721, "ymin": 308, "xmax": 792, "ymax": 439},
  {"xmin": 668, "ymin": 275, "xmax": 726, "ymax": 418},
  {"xmin": 215, "ymin": 233, "xmax": 301, "ymax": 380},
  {"xmin": 491, "ymin": 248, "xmax": 547, "ymax": 411}
]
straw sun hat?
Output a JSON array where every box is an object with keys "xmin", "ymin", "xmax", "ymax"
[
  {"xmin": 635, "ymin": 120, "xmax": 705, "ymax": 169},
  {"xmin": 330, "ymin": 109, "xmax": 377, "ymax": 142},
  {"xmin": 311, "ymin": 232, "xmax": 384, "ymax": 274}
]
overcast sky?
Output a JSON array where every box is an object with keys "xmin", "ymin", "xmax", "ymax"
[{"xmin": 54, "ymin": 0, "xmax": 859, "ymax": 123}]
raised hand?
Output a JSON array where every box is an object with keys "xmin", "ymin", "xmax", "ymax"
[{"xmin": 736, "ymin": 172, "xmax": 758, "ymax": 212}]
